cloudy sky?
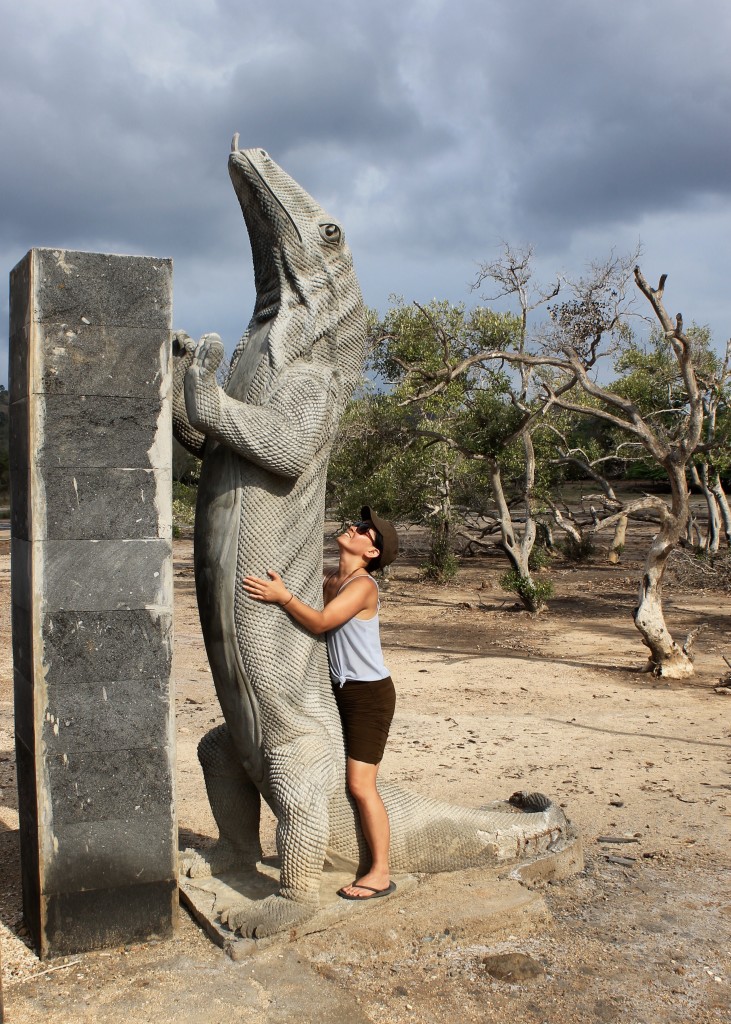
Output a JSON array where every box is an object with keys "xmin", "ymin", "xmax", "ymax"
[{"xmin": 2, "ymin": 0, "xmax": 730, "ymax": 381}]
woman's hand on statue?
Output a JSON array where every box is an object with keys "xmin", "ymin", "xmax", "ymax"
[{"xmin": 242, "ymin": 570, "xmax": 292, "ymax": 606}]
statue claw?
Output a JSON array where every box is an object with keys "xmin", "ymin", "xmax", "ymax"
[
  {"xmin": 220, "ymin": 894, "xmax": 318, "ymax": 939},
  {"xmin": 179, "ymin": 839, "xmax": 245, "ymax": 879}
]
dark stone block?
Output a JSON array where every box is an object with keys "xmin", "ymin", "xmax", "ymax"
[
  {"xmin": 42, "ymin": 539, "xmax": 171, "ymax": 611},
  {"xmin": 9, "ymin": 324, "xmax": 30, "ymax": 405},
  {"xmin": 43, "ymin": 676, "xmax": 171, "ymax": 755},
  {"xmin": 10, "ymin": 539, "xmax": 32, "ymax": 611},
  {"xmin": 14, "ymin": 734, "xmax": 42, "ymax": 951},
  {"xmin": 30, "ymin": 249, "xmax": 172, "ymax": 331},
  {"xmin": 38, "ymin": 394, "xmax": 169, "ymax": 470},
  {"xmin": 36, "ymin": 323, "xmax": 171, "ymax": 399},
  {"xmin": 44, "ymin": 816, "xmax": 176, "ymax": 894},
  {"xmin": 42, "ymin": 880, "xmax": 177, "ymax": 957},
  {"xmin": 15, "ymin": 734, "xmax": 38, "ymax": 830},
  {"xmin": 42, "ymin": 609, "xmax": 172, "ymax": 684},
  {"xmin": 9, "ymin": 251, "xmax": 32, "ymax": 337},
  {"xmin": 9, "ymin": 397, "xmax": 30, "ymax": 539},
  {"xmin": 13, "ymin": 668, "xmax": 34, "ymax": 753},
  {"xmin": 46, "ymin": 746, "xmax": 174, "ymax": 827},
  {"xmin": 11, "ymin": 601, "xmax": 33, "ymax": 687},
  {"xmin": 43, "ymin": 468, "xmax": 170, "ymax": 540}
]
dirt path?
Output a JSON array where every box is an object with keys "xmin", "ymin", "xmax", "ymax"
[{"xmin": 1, "ymin": 529, "xmax": 729, "ymax": 1023}]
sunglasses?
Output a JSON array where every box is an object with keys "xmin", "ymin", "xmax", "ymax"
[{"xmin": 354, "ymin": 521, "xmax": 383, "ymax": 550}]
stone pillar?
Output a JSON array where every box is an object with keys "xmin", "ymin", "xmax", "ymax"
[{"xmin": 9, "ymin": 248, "xmax": 176, "ymax": 958}]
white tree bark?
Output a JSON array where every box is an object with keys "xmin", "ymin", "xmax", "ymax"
[
  {"xmin": 488, "ymin": 456, "xmax": 545, "ymax": 612},
  {"xmin": 632, "ymin": 466, "xmax": 694, "ymax": 678},
  {"xmin": 608, "ymin": 515, "xmax": 627, "ymax": 564},
  {"xmin": 690, "ymin": 464, "xmax": 721, "ymax": 553},
  {"xmin": 711, "ymin": 473, "xmax": 731, "ymax": 545}
]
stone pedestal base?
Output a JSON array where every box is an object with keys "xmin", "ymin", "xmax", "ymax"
[
  {"xmin": 180, "ymin": 831, "xmax": 583, "ymax": 960},
  {"xmin": 9, "ymin": 248, "xmax": 176, "ymax": 957}
]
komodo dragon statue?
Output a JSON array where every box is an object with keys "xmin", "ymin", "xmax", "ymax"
[{"xmin": 172, "ymin": 139, "xmax": 572, "ymax": 938}]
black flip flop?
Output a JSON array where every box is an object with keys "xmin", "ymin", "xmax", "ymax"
[{"xmin": 337, "ymin": 880, "xmax": 397, "ymax": 901}]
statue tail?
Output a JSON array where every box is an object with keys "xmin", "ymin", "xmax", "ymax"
[{"xmin": 381, "ymin": 782, "xmax": 570, "ymax": 874}]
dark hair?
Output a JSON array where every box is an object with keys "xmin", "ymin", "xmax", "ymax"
[{"xmin": 365, "ymin": 526, "xmax": 384, "ymax": 573}]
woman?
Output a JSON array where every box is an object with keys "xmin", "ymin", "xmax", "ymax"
[{"xmin": 242, "ymin": 505, "xmax": 399, "ymax": 900}]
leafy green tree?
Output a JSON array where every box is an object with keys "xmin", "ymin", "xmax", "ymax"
[
  {"xmin": 364, "ymin": 292, "xmax": 557, "ymax": 608},
  {"xmin": 328, "ymin": 376, "xmax": 466, "ymax": 581}
]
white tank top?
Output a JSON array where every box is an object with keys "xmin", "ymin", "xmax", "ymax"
[{"xmin": 325, "ymin": 576, "xmax": 390, "ymax": 686}]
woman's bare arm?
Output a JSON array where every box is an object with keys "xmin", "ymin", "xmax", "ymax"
[{"xmin": 243, "ymin": 570, "xmax": 376, "ymax": 634}]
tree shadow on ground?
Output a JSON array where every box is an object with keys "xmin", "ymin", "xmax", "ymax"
[{"xmin": 545, "ymin": 717, "xmax": 729, "ymax": 749}]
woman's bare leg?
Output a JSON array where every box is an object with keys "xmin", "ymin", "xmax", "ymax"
[{"xmin": 340, "ymin": 757, "xmax": 391, "ymax": 897}]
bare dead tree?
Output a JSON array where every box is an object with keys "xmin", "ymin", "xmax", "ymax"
[
  {"xmin": 539, "ymin": 268, "xmax": 722, "ymax": 677},
  {"xmin": 393, "ymin": 252, "xmax": 723, "ymax": 677},
  {"xmin": 690, "ymin": 337, "xmax": 731, "ymax": 551}
]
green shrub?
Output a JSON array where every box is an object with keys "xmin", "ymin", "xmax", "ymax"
[
  {"xmin": 420, "ymin": 553, "xmax": 459, "ymax": 583},
  {"xmin": 172, "ymin": 480, "xmax": 197, "ymax": 529},
  {"xmin": 528, "ymin": 545, "xmax": 551, "ymax": 570},
  {"xmin": 499, "ymin": 570, "xmax": 554, "ymax": 605},
  {"xmin": 561, "ymin": 535, "xmax": 596, "ymax": 562}
]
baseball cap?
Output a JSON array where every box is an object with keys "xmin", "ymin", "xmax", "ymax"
[{"xmin": 361, "ymin": 505, "xmax": 399, "ymax": 568}]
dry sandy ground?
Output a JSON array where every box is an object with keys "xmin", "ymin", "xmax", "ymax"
[{"xmin": 0, "ymin": 525, "xmax": 729, "ymax": 1023}]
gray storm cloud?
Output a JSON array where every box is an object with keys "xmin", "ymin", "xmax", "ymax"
[{"xmin": 1, "ymin": 0, "xmax": 730, "ymax": 375}]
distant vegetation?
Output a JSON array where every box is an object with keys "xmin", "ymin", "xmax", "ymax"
[{"xmin": 327, "ymin": 246, "xmax": 730, "ymax": 678}]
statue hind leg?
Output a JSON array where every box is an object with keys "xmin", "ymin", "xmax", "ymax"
[
  {"xmin": 180, "ymin": 724, "xmax": 263, "ymax": 878},
  {"xmin": 220, "ymin": 736, "xmax": 333, "ymax": 938}
]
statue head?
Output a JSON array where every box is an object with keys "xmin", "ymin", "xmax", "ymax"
[{"xmin": 228, "ymin": 138, "xmax": 365, "ymax": 392}]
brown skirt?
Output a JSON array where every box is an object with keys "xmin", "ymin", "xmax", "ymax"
[{"xmin": 332, "ymin": 676, "xmax": 396, "ymax": 765}]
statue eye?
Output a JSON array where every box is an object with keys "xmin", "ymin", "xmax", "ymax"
[{"xmin": 319, "ymin": 223, "xmax": 342, "ymax": 244}]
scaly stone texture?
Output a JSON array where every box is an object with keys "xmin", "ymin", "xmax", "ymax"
[
  {"xmin": 9, "ymin": 248, "xmax": 175, "ymax": 958},
  {"xmin": 175, "ymin": 147, "xmax": 574, "ymax": 941}
]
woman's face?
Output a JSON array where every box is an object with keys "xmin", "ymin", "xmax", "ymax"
[{"xmin": 337, "ymin": 521, "xmax": 379, "ymax": 558}]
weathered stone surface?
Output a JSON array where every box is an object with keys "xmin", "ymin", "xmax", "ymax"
[
  {"xmin": 46, "ymin": 746, "xmax": 173, "ymax": 828},
  {"xmin": 42, "ymin": 609, "xmax": 172, "ymax": 684},
  {"xmin": 43, "ymin": 676, "xmax": 171, "ymax": 754},
  {"xmin": 10, "ymin": 247, "xmax": 175, "ymax": 957},
  {"xmin": 42, "ymin": 539, "xmax": 171, "ymax": 611},
  {"xmin": 43, "ymin": 468, "xmax": 171, "ymax": 540},
  {"xmin": 35, "ymin": 323, "xmax": 170, "ymax": 399},
  {"xmin": 22, "ymin": 249, "xmax": 172, "ymax": 330},
  {"xmin": 42, "ymin": 880, "xmax": 177, "ymax": 957},
  {"xmin": 179, "ymin": 863, "xmax": 419, "ymax": 958},
  {"xmin": 45, "ymin": 817, "xmax": 176, "ymax": 893},
  {"xmin": 38, "ymin": 395, "xmax": 169, "ymax": 470}
]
